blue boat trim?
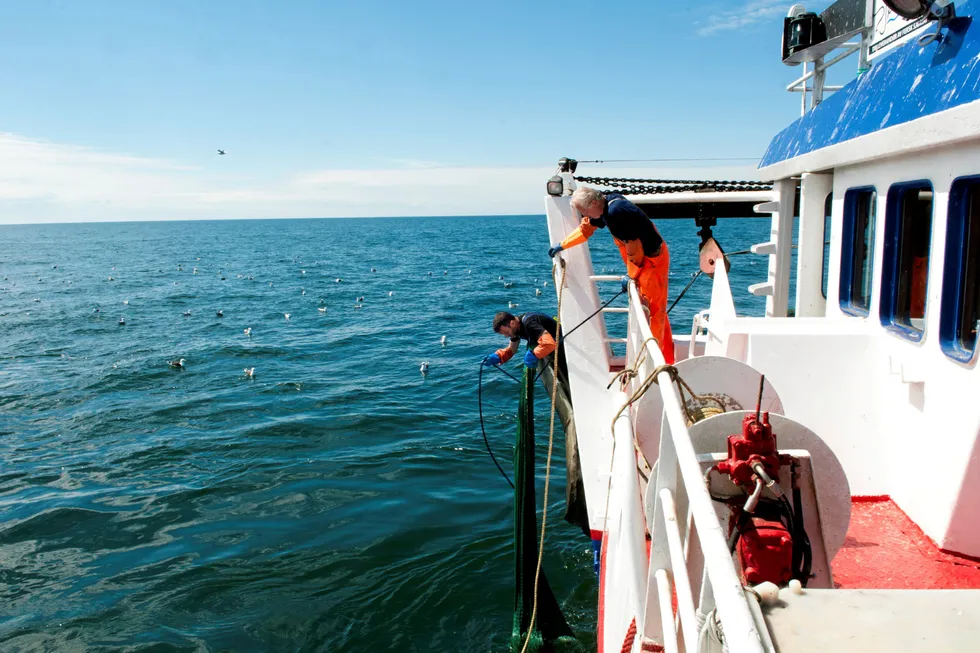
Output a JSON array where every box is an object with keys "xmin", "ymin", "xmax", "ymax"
[{"xmin": 761, "ymin": 12, "xmax": 980, "ymax": 169}]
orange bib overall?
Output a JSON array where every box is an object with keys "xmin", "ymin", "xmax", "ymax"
[{"xmin": 561, "ymin": 219, "xmax": 675, "ymax": 363}]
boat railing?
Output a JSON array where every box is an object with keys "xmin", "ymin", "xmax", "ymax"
[{"xmin": 625, "ymin": 281, "xmax": 766, "ymax": 652}]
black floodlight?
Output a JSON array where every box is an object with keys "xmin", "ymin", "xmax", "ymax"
[{"xmin": 882, "ymin": 0, "xmax": 930, "ymax": 18}]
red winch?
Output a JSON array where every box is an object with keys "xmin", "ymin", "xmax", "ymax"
[{"xmin": 710, "ymin": 377, "xmax": 811, "ymax": 587}]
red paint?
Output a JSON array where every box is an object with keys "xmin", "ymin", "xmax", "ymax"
[
  {"xmin": 716, "ymin": 413, "xmax": 780, "ymax": 487},
  {"xmin": 597, "ymin": 530, "xmax": 608, "ymax": 653},
  {"xmin": 833, "ymin": 497, "xmax": 980, "ymax": 589},
  {"xmin": 737, "ymin": 517, "xmax": 794, "ymax": 584}
]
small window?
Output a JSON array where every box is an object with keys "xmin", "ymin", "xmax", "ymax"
[
  {"xmin": 940, "ymin": 177, "xmax": 980, "ymax": 362},
  {"xmin": 820, "ymin": 192, "xmax": 833, "ymax": 299},
  {"xmin": 880, "ymin": 181, "xmax": 933, "ymax": 340},
  {"xmin": 839, "ymin": 188, "xmax": 877, "ymax": 315}
]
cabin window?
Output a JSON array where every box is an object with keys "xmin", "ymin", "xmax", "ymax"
[
  {"xmin": 820, "ymin": 192, "xmax": 832, "ymax": 298},
  {"xmin": 940, "ymin": 177, "xmax": 980, "ymax": 362},
  {"xmin": 839, "ymin": 188, "xmax": 877, "ymax": 315},
  {"xmin": 880, "ymin": 181, "xmax": 933, "ymax": 340}
]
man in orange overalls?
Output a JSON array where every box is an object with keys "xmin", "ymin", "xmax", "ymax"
[{"xmin": 549, "ymin": 186, "xmax": 674, "ymax": 363}]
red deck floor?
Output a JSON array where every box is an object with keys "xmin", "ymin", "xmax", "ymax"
[{"xmin": 831, "ymin": 497, "xmax": 980, "ymax": 589}]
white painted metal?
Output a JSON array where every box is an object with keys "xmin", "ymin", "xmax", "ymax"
[
  {"xmin": 632, "ymin": 354, "xmax": 785, "ymax": 470},
  {"xmin": 764, "ymin": 588, "xmax": 980, "ymax": 651},
  {"xmin": 543, "ymin": 196, "xmax": 621, "ymax": 533},
  {"xmin": 659, "ymin": 488, "xmax": 700, "ymax": 653},
  {"xmin": 795, "ymin": 172, "xmax": 833, "ymax": 317},
  {"xmin": 602, "ymin": 307, "xmax": 630, "ymax": 313},
  {"xmin": 767, "ymin": 179, "xmax": 797, "ymax": 318},
  {"xmin": 626, "ymin": 284, "xmax": 767, "ymax": 653}
]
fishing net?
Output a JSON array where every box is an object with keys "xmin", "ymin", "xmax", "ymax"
[{"xmin": 511, "ymin": 367, "xmax": 575, "ymax": 652}]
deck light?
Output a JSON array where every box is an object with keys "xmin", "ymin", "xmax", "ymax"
[
  {"xmin": 882, "ymin": 0, "xmax": 954, "ymax": 19},
  {"xmin": 547, "ymin": 175, "xmax": 563, "ymax": 197}
]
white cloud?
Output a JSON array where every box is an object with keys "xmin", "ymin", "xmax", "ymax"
[
  {"xmin": 696, "ymin": 1, "xmax": 789, "ymax": 36},
  {"xmin": 0, "ymin": 133, "xmax": 762, "ymax": 224}
]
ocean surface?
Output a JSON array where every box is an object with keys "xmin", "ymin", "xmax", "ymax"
[{"xmin": 0, "ymin": 215, "xmax": 773, "ymax": 652}]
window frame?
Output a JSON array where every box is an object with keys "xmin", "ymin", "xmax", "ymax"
[
  {"xmin": 879, "ymin": 180, "xmax": 934, "ymax": 342},
  {"xmin": 838, "ymin": 186, "xmax": 878, "ymax": 316},
  {"xmin": 820, "ymin": 192, "xmax": 833, "ymax": 299},
  {"xmin": 940, "ymin": 175, "xmax": 980, "ymax": 363}
]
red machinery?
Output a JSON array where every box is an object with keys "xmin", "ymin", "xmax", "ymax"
[{"xmin": 710, "ymin": 378, "xmax": 812, "ymax": 586}]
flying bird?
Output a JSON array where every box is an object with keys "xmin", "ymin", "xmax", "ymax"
[{"xmin": 217, "ymin": 149, "xmax": 226, "ymax": 155}]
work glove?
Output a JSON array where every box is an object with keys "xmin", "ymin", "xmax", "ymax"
[
  {"xmin": 483, "ymin": 353, "xmax": 502, "ymax": 367},
  {"xmin": 523, "ymin": 350, "xmax": 539, "ymax": 368},
  {"xmin": 548, "ymin": 244, "xmax": 564, "ymax": 258}
]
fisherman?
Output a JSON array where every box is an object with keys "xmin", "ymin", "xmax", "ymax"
[
  {"xmin": 482, "ymin": 311, "xmax": 588, "ymax": 535},
  {"xmin": 549, "ymin": 186, "xmax": 675, "ymax": 363},
  {"xmin": 483, "ymin": 311, "xmax": 565, "ymax": 379}
]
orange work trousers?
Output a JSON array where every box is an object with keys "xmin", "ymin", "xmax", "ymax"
[{"xmin": 618, "ymin": 238, "xmax": 675, "ymax": 364}]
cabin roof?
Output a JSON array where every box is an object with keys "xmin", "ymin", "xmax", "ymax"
[{"xmin": 759, "ymin": 13, "xmax": 980, "ymax": 178}]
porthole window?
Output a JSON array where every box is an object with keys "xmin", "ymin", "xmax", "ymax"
[
  {"xmin": 880, "ymin": 181, "xmax": 933, "ymax": 340},
  {"xmin": 940, "ymin": 176, "xmax": 980, "ymax": 362},
  {"xmin": 839, "ymin": 188, "xmax": 877, "ymax": 315}
]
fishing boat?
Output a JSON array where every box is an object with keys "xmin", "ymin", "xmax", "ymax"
[{"xmin": 533, "ymin": 1, "xmax": 980, "ymax": 650}]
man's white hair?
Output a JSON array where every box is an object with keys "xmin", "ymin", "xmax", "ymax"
[{"xmin": 571, "ymin": 186, "xmax": 604, "ymax": 211}]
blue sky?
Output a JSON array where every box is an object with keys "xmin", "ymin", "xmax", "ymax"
[{"xmin": 0, "ymin": 0, "xmax": 840, "ymax": 223}]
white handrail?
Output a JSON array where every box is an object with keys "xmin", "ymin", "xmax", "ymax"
[{"xmin": 628, "ymin": 282, "xmax": 765, "ymax": 653}]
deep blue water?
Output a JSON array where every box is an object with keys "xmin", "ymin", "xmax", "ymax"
[{"xmin": 0, "ymin": 215, "xmax": 771, "ymax": 652}]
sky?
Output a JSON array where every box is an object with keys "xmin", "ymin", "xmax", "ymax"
[{"xmin": 0, "ymin": 0, "xmax": 844, "ymax": 224}]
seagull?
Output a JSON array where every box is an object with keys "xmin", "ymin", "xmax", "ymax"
[
  {"xmin": 420, "ymin": 361, "xmax": 429, "ymax": 375},
  {"xmin": 108, "ymin": 276, "xmax": 114, "ymax": 281},
  {"xmin": 301, "ymin": 270, "xmax": 306, "ymax": 274},
  {"xmin": 284, "ymin": 313, "xmax": 291, "ymax": 321},
  {"xmin": 123, "ymin": 300, "xmax": 129, "ymax": 305},
  {"xmin": 353, "ymin": 304, "xmax": 363, "ymax": 309},
  {"xmin": 388, "ymin": 291, "xmax": 394, "ymax": 297},
  {"xmin": 244, "ymin": 328, "xmax": 252, "ymax": 337},
  {"xmin": 443, "ymin": 270, "xmax": 448, "ymax": 275},
  {"xmin": 543, "ymin": 281, "xmax": 548, "ymax": 287},
  {"xmin": 216, "ymin": 310, "xmax": 223, "ymax": 317},
  {"xmin": 336, "ymin": 278, "xmax": 343, "ymax": 283},
  {"xmin": 118, "ymin": 317, "xmax": 126, "ymax": 325},
  {"xmin": 535, "ymin": 289, "xmax": 542, "ymax": 296},
  {"xmin": 427, "ymin": 272, "xmax": 432, "ymax": 276},
  {"xmin": 440, "ymin": 336, "xmax": 447, "ymax": 345},
  {"xmin": 243, "ymin": 367, "xmax": 255, "ymax": 378},
  {"xmin": 503, "ymin": 282, "xmax": 513, "ymax": 288},
  {"xmin": 356, "ymin": 296, "xmax": 364, "ymax": 302},
  {"xmin": 168, "ymin": 358, "xmax": 186, "ymax": 369},
  {"xmin": 32, "ymin": 297, "xmax": 40, "ymax": 302},
  {"xmin": 371, "ymin": 267, "xmax": 377, "ymax": 272},
  {"xmin": 318, "ymin": 307, "xmax": 327, "ymax": 313},
  {"xmin": 508, "ymin": 302, "xmax": 519, "ymax": 309},
  {"xmin": 217, "ymin": 149, "xmax": 226, "ymax": 155},
  {"xmin": 183, "ymin": 310, "xmax": 192, "ymax": 317}
]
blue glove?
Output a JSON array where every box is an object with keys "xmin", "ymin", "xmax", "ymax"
[
  {"xmin": 483, "ymin": 353, "xmax": 501, "ymax": 367},
  {"xmin": 523, "ymin": 350, "xmax": 539, "ymax": 368},
  {"xmin": 621, "ymin": 276, "xmax": 631, "ymax": 293},
  {"xmin": 548, "ymin": 244, "xmax": 564, "ymax": 258}
]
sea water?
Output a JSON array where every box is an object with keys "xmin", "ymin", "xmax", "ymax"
[{"xmin": 0, "ymin": 215, "xmax": 773, "ymax": 651}]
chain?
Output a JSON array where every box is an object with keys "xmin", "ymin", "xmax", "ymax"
[{"xmin": 573, "ymin": 176, "xmax": 773, "ymax": 196}]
